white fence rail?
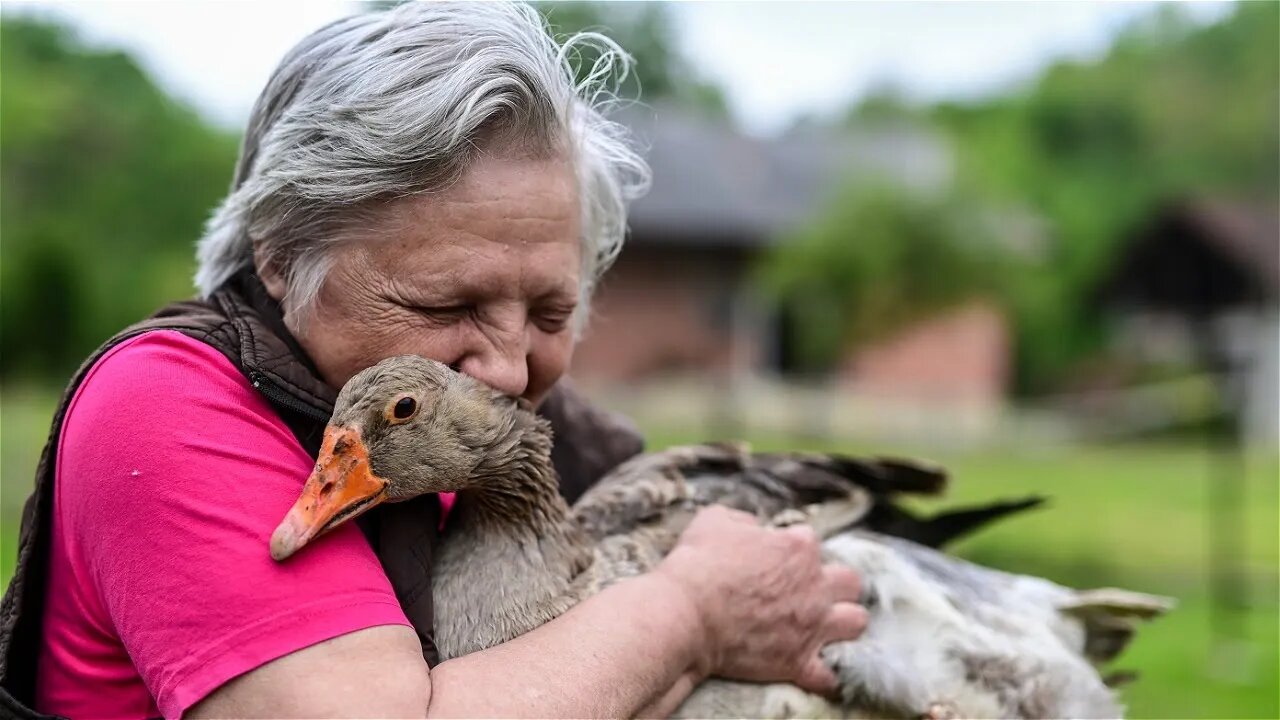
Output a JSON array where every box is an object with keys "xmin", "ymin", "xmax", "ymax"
[{"xmin": 582, "ymin": 372, "xmax": 1257, "ymax": 448}]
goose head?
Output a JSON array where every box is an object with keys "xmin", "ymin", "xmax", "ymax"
[{"xmin": 270, "ymin": 354, "xmax": 537, "ymax": 561}]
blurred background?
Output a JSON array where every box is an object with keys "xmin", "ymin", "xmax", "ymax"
[{"xmin": 1, "ymin": 1, "xmax": 1276, "ymax": 716}]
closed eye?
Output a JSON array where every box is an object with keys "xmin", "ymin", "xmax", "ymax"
[
  {"xmin": 532, "ymin": 306, "xmax": 574, "ymax": 332},
  {"xmin": 413, "ymin": 304, "xmax": 472, "ymax": 324}
]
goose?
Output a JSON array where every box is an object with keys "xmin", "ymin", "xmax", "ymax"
[{"xmin": 270, "ymin": 355, "xmax": 1171, "ymax": 719}]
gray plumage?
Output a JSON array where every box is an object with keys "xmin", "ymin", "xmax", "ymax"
[{"xmin": 300, "ymin": 356, "xmax": 1173, "ymax": 718}]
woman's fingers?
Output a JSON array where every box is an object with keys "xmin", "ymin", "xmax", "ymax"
[
  {"xmin": 704, "ymin": 504, "xmax": 758, "ymax": 526},
  {"xmin": 796, "ymin": 599, "xmax": 866, "ymax": 700},
  {"xmin": 823, "ymin": 601, "xmax": 868, "ymax": 643},
  {"xmin": 780, "ymin": 523, "xmax": 819, "ymax": 545},
  {"xmin": 792, "ymin": 654, "xmax": 839, "ymax": 696},
  {"xmin": 822, "ymin": 563, "xmax": 862, "ymax": 603}
]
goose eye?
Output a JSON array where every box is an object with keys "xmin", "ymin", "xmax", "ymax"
[{"xmin": 392, "ymin": 396, "xmax": 417, "ymax": 420}]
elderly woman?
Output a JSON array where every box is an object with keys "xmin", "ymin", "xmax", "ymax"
[{"xmin": 1, "ymin": 3, "xmax": 865, "ymax": 718}]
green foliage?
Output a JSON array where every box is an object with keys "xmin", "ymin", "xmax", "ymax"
[
  {"xmin": 536, "ymin": 2, "xmax": 729, "ymax": 117},
  {"xmin": 844, "ymin": 82, "xmax": 922, "ymax": 127},
  {"xmin": 781, "ymin": 3, "xmax": 1278, "ymax": 393},
  {"xmin": 929, "ymin": 3, "xmax": 1279, "ymax": 392},
  {"xmin": 0, "ymin": 6, "xmax": 727, "ymax": 385},
  {"xmin": 759, "ymin": 185, "xmax": 1015, "ymax": 373},
  {"xmin": 0, "ymin": 18, "xmax": 239, "ymax": 382}
]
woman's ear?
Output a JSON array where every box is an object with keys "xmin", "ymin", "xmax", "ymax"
[{"xmin": 253, "ymin": 244, "xmax": 288, "ymax": 302}]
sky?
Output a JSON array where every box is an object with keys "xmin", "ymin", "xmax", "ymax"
[{"xmin": 3, "ymin": 1, "xmax": 1236, "ymax": 137}]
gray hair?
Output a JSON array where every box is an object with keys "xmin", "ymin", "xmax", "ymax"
[{"xmin": 194, "ymin": 1, "xmax": 650, "ymax": 332}]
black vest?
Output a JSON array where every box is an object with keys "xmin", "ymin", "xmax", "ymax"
[{"xmin": 0, "ymin": 272, "xmax": 644, "ymax": 718}]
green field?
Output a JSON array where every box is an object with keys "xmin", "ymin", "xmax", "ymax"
[{"xmin": 3, "ymin": 385, "xmax": 1277, "ymax": 717}]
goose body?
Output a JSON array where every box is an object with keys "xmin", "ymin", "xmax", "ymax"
[{"xmin": 271, "ymin": 356, "xmax": 1171, "ymax": 719}]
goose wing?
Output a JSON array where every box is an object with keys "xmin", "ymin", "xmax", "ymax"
[
  {"xmin": 571, "ymin": 443, "xmax": 1172, "ymax": 718},
  {"xmin": 573, "ymin": 442, "xmax": 1039, "ymax": 548}
]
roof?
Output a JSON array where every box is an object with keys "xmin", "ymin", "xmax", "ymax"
[
  {"xmin": 1098, "ymin": 197, "xmax": 1280, "ymax": 312},
  {"xmin": 1180, "ymin": 198, "xmax": 1280, "ymax": 294},
  {"xmin": 621, "ymin": 105, "xmax": 952, "ymax": 246}
]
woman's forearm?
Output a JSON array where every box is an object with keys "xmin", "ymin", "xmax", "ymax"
[
  {"xmin": 188, "ymin": 509, "xmax": 862, "ymax": 718},
  {"xmin": 634, "ymin": 667, "xmax": 704, "ymax": 718},
  {"xmin": 426, "ymin": 572, "xmax": 708, "ymax": 718}
]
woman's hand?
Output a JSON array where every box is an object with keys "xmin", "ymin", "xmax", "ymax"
[{"xmin": 653, "ymin": 505, "xmax": 868, "ymax": 695}]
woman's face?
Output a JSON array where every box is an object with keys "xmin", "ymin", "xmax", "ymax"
[{"xmin": 265, "ymin": 148, "xmax": 581, "ymax": 406}]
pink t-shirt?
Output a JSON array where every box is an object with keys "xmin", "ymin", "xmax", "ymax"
[{"xmin": 36, "ymin": 331, "xmax": 416, "ymax": 719}]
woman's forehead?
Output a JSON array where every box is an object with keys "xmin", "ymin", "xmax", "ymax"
[
  {"xmin": 352, "ymin": 152, "xmax": 582, "ymax": 300},
  {"xmin": 356, "ymin": 220, "xmax": 580, "ymax": 303},
  {"xmin": 391, "ymin": 239, "xmax": 580, "ymax": 299}
]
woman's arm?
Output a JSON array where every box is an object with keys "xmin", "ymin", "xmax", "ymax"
[
  {"xmin": 52, "ymin": 333, "xmax": 850, "ymax": 718},
  {"xmin": 188, "ymin": 572, "xmax": 701, "ymax": 718},
  {"xmin": 189, "ymin": 507, "xmax": 866, "ymax": 718},
  {"xmin": 430, "ymin": 571, "xmax": 708, "ymax": 717}
]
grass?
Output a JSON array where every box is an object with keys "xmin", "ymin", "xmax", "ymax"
[
  {"xmin": 3, "ymin": 385, "xmax": 1277, "ymax": 717},
  {"xmin": 0, "ymin": 383, "xmax": 61, "ymax": 585}
]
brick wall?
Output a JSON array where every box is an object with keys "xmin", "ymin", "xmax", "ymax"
[
  {"xmin": 571, "ymin": 244, "xmax": 750, "ymax": 382},
  {"xmin": 575, "ymin": 248, "xmax": 1012, "ymax": 412},
  {"xmin": 837, "ymin": 301, "xmax": 1010, "ymax": 407}
]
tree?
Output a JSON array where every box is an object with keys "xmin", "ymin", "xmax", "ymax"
[
  {"xmin": 0, "ymin": 18, "xmax": 238, "ymax": 381},
  {"xmin": 759, "ymin": 184, "xmax": 1015, "ymax": 374},
  {"xmin": 836, "ymin": 2, "xmax": 1278, "ymax": 393}
]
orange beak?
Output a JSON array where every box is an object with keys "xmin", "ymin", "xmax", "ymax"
[{"xmin": 270, "ymin": 426, "xmax": 389, "ymax": 561}]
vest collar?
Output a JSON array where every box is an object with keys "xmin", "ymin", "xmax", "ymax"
[{"xmin": 214, "ymin": 271, "xmax": 336, "ymax": 420}]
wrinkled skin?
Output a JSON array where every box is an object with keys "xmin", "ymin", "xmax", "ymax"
[{"xmin": 258, "ymin": 142, "xmax": 581, "ymax": 407}]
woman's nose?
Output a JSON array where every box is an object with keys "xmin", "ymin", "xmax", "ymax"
[
  {"xmin": 457, "ymin": 344, "xmax": 530, "ymax": 398},
  {"xmin": 451, "ymin": 304, "xmax": 534, "ymax": 398},
  {"xmin": 458, "ymin": 354, "xmax": 529, "ymax": 398}
]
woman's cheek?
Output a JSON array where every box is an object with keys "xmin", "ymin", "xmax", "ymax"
[
  {"xmin": 329, "ymin": 315, "xmax": 439, "ymax": 384},
  {"xmin": 528, "ymin": 328, "xmax": 574, "ymax": 403},
  {"xmin": 403, "ymin": 322, "xmax": 468, "ymax": 368}
]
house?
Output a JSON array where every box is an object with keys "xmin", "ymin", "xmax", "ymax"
[
  {"xmin": 1096, "ymin": 198, "xmax": 1279, "ymax": 444},
  {"xmin": 571, "ymin": 106, "xmax": 988, "ymax": 401},
  {"xmin": 836, "ymin": 300, "xmax": 1011, "ymax": 409}
]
